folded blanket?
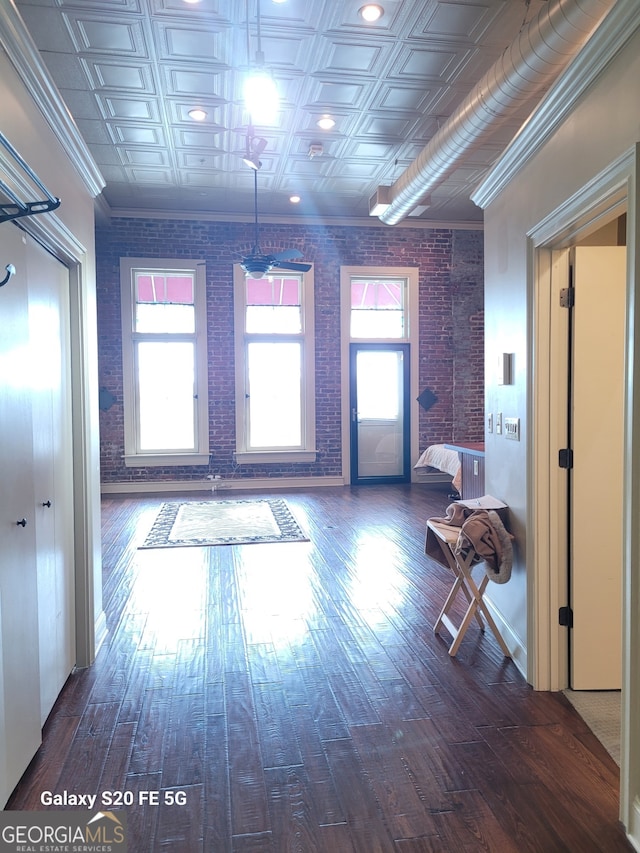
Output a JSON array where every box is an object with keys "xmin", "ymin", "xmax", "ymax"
[{"xmin": 425, "ymin": 502, "xmax": 513, "ymax": 584}]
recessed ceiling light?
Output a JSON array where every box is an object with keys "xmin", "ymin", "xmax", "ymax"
[
  {"xmin": 188, "ymin": 108, "xmax": 207, "ymax": 121},
  {"xmin": 289, "ymin": 195, "xmax": 301, "ymax": 204},
  {"xmin": 317, "ymin": 115, "xmax": 335, "ymax": 130},
  {"xmin": 183, "ymin": 0, "xmax": 201, "ymax": 4},
  {"xmin": 359, "ymin": 4, "xmax": 384, "ymax": 22}
]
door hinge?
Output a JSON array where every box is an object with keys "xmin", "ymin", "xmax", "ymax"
[
  {"xmin": 559, "ymin": 605, "xmax": 573, "ymax": 628},
  {"xmin": 560, "ymin": 287, "xmax": 575, "ymax": 308},
  {"xmin": 558, "ymin": 448, "xmax": 573, "ymax": 469}
]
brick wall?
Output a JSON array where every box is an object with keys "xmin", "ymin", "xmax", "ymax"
[{"xmin": 96, "ymin": 218, "xmax": 484, "ymax": 485}]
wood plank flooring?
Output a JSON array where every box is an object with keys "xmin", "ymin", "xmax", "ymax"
[{"xmin": 7, "ymin": 485, "xmax": 632, "ymax": 851}]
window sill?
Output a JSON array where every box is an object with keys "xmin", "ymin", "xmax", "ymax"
[
  {"xmin": 124, "ymin": 453, "xmax": 210, "ymax": 467},
  {"xmin": 235, "ymin": 450, "xmax": 317, "ymax": 465}
]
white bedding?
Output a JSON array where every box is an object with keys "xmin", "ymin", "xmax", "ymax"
[{"xmin": 414, "ymin": 444, "xmax": 462, "ymax": 492}]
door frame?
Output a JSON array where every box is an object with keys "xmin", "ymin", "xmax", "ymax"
[
  {"xmin": 349, "ymin": 342, "xmax": 411, "ymax": 484},
  {"xmin": 529, "ymin": 146, "xmax": 640, "ymax": 838},
  {"xmin": 340, "ymin": 266, "xmax": 420, "ymax": 485}
]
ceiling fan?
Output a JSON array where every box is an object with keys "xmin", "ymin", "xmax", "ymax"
[{"xmin": 239, "ymin": 166, "xmax": 311, "ymax": 279}]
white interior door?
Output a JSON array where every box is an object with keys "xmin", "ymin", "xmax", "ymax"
[
  {"xmin": 570, "ymin": 246, "xmax": 626, "ymax": 689},
  {"xmin": 26, "ymin": 235, "xmax": 75, "ymax": 724},
  {"xmin": 0, "ymin": 227, "xmax": 42, "ymax": 805}
]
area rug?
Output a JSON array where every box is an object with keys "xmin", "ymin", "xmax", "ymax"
[{"xmin": 140, "ymin": 498, "xmax": 308, "ymax": 548}]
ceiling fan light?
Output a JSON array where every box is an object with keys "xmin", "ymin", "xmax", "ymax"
[
  {"xmin": 244, "ymin": 71, "xmax": 280, "ymax": 125},
  {"xmin": 359, "ymin": 4, "xmax": 384, "ymax": 23}
]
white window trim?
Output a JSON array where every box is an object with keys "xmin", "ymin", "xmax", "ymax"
[
  {"xmin": 233, "ymin": 263, "xmax": 316, "ymax": 463},
  {"xmin": 120, "ymin": 257, "xmax": 209, "ymax": 467}
]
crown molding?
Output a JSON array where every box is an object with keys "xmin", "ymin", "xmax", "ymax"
[
  {"xmin": 0, "ymin": 0, "xmax": 105, "ymax": 198},
  {"xmin": 102, "ymin": 206, "xmax": 484, "ymax": 231},
  {"xmin": 472, "ymin": 0, "xmax": 640, "ymax": 210}
]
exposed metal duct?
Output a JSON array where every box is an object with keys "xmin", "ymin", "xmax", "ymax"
[{"xmin": 378, "ymin": 0, "xmax": 616, "ymax": 225}]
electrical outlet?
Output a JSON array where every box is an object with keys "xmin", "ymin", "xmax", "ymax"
[{"xmin": 496, "ymin": 412, "xmax": 502, "ymax": 435}]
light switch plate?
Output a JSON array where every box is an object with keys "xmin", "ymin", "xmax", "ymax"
[{"xmin": 504, "ymin": 417, "xmax": 520, "ymax": 441}]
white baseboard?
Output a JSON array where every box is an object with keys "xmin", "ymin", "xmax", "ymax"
[
  {"xmin": 93, "ymin": 609, "xmax": 109, "ymax": 658},
  {"xmin": 483, "ymin": 594, "xmax": 527, "ymax": 679},
  {"xmin": 627, "ymin": 799, "xmax": 640, "ymax": 852},
  {"xmin": 101, "ymin": 475, "xmax": 345, "ymax": 495}
]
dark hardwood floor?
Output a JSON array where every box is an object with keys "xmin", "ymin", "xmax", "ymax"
[{"xmin": 7, "ymin": 484, "xmax": 631, "ymax": 851}]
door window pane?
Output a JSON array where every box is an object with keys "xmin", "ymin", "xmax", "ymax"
[
  {"xmin": 356, "ymin": 350, "xmax": 402, "ymax": 419},
  {"xmin": 350, "ymin": 278, "xmax": 405, "ymax": 338},
  {"xmin": 354, "ymin": 348, "xmax": 405, "ymax": 478},
  {"xmin": 247, "ymin": 341, "xmax": 302, "ymax": 447},
  {"xmin": 137, "ymin": 341, "xmax": 195, "ymax": 451}
]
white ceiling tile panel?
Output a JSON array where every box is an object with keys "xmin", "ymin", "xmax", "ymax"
[
  {"xmin": 67, "ymin": 16, "xmax": 145, "ymax": 55},
  {"xmin": 110, "ymin": 125, "xmax": 164, "ymax": 145},
  {"xmin": 83, "ymin": 60, "xmax": 152, "ymax": 91},
  {"xmin": 13, "ymin": 0, "xmax": 569, "ymax": 222},
  {"xmin": 101, "ymin": 96, "xmax": 157, "ymax": 120}
]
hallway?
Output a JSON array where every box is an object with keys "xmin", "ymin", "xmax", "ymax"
[{"xmin": 7, "ymin": 485, "xmax": 630, "ymax": 851}]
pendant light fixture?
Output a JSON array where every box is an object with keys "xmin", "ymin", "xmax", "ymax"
[{"xmin": 243, "ymin": 0, "xmax": 280, "ymax": 125}]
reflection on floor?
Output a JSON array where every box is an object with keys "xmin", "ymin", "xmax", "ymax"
[{"xmin": 564, "ymin": 690, "xmax": 621, "ymax": 765}]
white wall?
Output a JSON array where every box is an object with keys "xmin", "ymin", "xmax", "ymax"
[
  {"xmin": 0, "ymin": 19, "xmax": 104, "ymax": 663},
  {"xmin": 474, "ymin": 1, "xmax": 640, "ymax": 844},
  {"xmin": 476, "ymin": 1, "xmax": 640, "ymax": 674}
]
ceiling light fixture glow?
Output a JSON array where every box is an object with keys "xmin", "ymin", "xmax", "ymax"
[
  {"xmin": 244, "ymin": 69, "xmax": 280, "ymax": 124},
  {"xmin": 244, "ymin": 0, "xmax": 281, "ymax": 125},
  {"xmin": 359, "ymin": 4, "xmax": 384, "ymax": 23},
  {"xmin": 317, "ymin": 115, "xmax": 335, "ymax": 130},
  {"xmin": 289, "ymin": 195, "xmax": 301, "ymax": 204},
  {"xmin": 188, "ymin": 108, "xmax": 207, "ymax": 121}
]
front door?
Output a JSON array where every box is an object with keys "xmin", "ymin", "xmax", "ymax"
[{"xmin": 349, "ymin": 343, "xmax": 410, "ymax": 484}]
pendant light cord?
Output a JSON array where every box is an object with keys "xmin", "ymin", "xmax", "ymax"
[{"xmin": 253, "ymin": 168, "xmax": 260, "ymax": 252}]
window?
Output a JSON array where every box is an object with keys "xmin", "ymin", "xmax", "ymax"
[
  {"xmin": 349, "ymin": 276, "xmax": 407, "ymax": 339},
  {"xmin": 120, "ymin": 258, "xmax": 208, "ymax": 466},
  {"xmin": 234, "ymin": 265, "xmax": 316, "ymax": 463}
]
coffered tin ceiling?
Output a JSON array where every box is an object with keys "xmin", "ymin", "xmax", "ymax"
[{"xmin": 14, "ymin": 0, "xmax": 549, "ymax": 223}]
